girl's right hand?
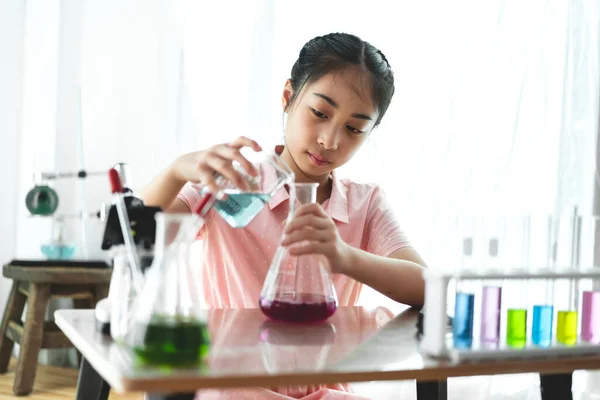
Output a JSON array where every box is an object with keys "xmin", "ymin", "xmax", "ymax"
[{"xmin": 169, "ymin": 136, "xmax": 263, "ymax": 193}]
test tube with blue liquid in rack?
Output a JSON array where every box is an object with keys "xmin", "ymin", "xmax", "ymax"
[
  {"xmin": 529, "ymin": 216, "xmax": 555, "ymax": 348},
  {"xmin": 453, "ymin": 276, "xmax": 475, "ymax": 349},
  {"xmin": 419, "ymin": 214, "xmax": 600, "ymax": 362},
  {"xmin": 452, "ymin": 217, "xmax": 479, "ymax": 349}
]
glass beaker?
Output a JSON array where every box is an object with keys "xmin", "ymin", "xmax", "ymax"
[
  {"xmin": 205, "ymin": 150, "xmax": 295, "ymax": 228},
  {"xmin": 41, "ymin": 217, "xmax": 77, "ymax": 260},
  {"xmin": 259, "ymin": 183, "xmax": 338, "ymax": 323},
  {"xmin": 128, "ymin": 212, "xmax": 210, "ymax": 367}
]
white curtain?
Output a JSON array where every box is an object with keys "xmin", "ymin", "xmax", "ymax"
[{"xmin": 1, "ymin": 0, "xmax": 599, "ymax": 371}]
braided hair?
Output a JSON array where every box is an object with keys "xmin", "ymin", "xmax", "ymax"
[{"xmin": 286, "ymin": 33, "xmax": 394, "ymax": 127}]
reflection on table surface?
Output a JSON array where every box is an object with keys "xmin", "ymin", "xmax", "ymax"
[{"xmin": 206, "ymin": 306, "xmax": 397, "ymax": 375}]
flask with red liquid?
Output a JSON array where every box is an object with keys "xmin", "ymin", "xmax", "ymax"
[{"xmin": 259, "ymin": 182, "xmax": 338, "ymax": 323}]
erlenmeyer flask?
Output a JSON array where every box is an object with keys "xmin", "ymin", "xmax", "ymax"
[
  {"xmin": 205, "ymin": 150, "xmax": 294, "ymax": 228},
  {"xmin": 259, "ymin": 183, "xmax": 338, "ymax": 323},
  {"xmin": 128, "ymin": 212, "xmax": 210, "ymax": 367}
]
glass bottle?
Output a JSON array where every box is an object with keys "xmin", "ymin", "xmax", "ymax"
[
  {"xmin": 259, "ymin": 182, "xmax": 338, "ymax": 323},
  {"xmin": 128, "ymin": 212, "xmax": 210, "ymax": 367},
  {"xmin": 202, "ymin": 150, "xmax": 294, "ymax": 228}
]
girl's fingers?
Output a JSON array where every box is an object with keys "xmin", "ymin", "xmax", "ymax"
[
  {"xmin": 284, "ymin": 214, "xmax": 330, "ymax": 234},
  {"xmin": 288, "ymin": 241, "xmax": 329, "ymax": 256},
  {"xmin": 204, "ymin": 153, "xmax": 249, "ymax": 191},
  {"xmin": 281, "ymin": 227, "xmax": 331, "ymax": 247},
  {"xmin": 215, "ymin": 145, "xmax": 258, "ymax": 177},
  {"xmin": 229, "ymin": 136, "xmax": 262, "ymax": 152},
  {"xmin": 197, "ymin": 168, "xmax": 220, "ymax": 194}
]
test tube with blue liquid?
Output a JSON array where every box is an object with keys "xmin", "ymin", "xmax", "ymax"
[
  {"xmin": 529, "ymin": 216, "xmax": 555, "ymax": 348},
  {"xmin": 480, "ymin": 217, "xmax": 502, "ymax": 346},
  {"xmin": 503, "ymin": 217, "xmax": 530, "ymax": 348},
  {"xmin": 453, "ymin": 277, "xmax": 475, "ymax": 349},
  {"xmin": 452, "ymin": 218, "xmax": 479, "ymax": 349}
]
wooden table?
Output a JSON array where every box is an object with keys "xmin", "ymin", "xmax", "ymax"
[
  {"xmin": 54, "ymin": 307, "xmax": 600, "ymax": 400},
  {"xmin": 0, "ymin": 263, "xmax": 111, "ymax": 395}
]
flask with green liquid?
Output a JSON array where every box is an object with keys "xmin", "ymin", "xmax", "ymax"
[{"xmin": 128, "ymin": 212, "xmax": 210, "ymax": 367}]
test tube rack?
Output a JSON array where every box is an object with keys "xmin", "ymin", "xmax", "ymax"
[{"xmin": 420, "ymin": 267, "xmax": 600, "ymax": 362}]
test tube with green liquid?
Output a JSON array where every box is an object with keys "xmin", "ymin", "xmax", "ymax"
[
  {"xmin": 554, "ymin": 211, "xmax": 580, "ymax": 345},
  {"xmin": 504, "ymin": 217, "xmax": 530, "ymax": 348},
  {"xmin": 505, "ymin": 282, "xmax": 527, "ymax": 348}
]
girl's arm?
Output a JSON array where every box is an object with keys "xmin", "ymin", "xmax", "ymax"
[
  {"xmin": 140, "ymin": 163, "xmax": 189, "ymax": 212},
  {"xmin": 282, "ymin": 203, "xmax": 426, "ymax": 308},
  {"xmin": 340, "ymin": 246, "xmax": 426, "ymax": 308},
  {"xmin": 139, "ymin": 136, "xmax": 262, "ymax": 212}
]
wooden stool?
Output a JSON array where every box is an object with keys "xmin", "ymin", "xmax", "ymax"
[{"xmin": 0, "ymin": 263, "xmax": 112, "ymax": 395}]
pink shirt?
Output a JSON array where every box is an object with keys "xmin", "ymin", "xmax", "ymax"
[{"xmin": 177, "ymin": 171, "xmax": 410, "ymax": 310}]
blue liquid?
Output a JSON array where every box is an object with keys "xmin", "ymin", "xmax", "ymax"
[
  {"xmin": 213, "ymin": 192, "xmax": 271, "ymax": 228},
  {"xmin": 41, "ymin": 244, "xmax": 77, "ymax": 260},
  {"xmin": 453, "ymin": 292, "xmax": 475, "ymax": 349},
  {"xmin": 532, "ymin": 305, "xmax": 553, "ymax": 347}
]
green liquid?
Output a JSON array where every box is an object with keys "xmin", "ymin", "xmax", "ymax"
[
  {"xmin": 557, "ymin": 310, "xmax": 578, "ymax": 345},
  {"xmin": 133, "ymin": 316, "xmax": 210, "ymax": 367},
  {"xmin": 213, "ymin": 192, "xmax": 271, "ymax": 228},
  {"xmin": 506, "ymin": 308, "xmax": 527, "ymax": 348}
]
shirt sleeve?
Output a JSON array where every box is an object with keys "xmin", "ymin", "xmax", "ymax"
[
  {"xmin": 177, "ymin": 182, "xmax": 203, "ymax": 212},
  {"xmin": 176, "ymin": 182, "xmax": 208, "ymax": 239},
  {"xmin": 365, "ymin": 186, "xmax": 411, "ymax": 257}
]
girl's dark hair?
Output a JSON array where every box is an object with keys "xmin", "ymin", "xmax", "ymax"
[{"xmin": 286, "ymin": 32, "xmax": 394, "ymax": 127}]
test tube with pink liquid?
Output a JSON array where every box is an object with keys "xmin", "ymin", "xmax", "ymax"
[{"xmin": 480, "ymin": 217, "xmax": 503, "ymax": 345}]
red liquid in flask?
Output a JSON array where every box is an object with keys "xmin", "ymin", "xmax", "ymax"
[{"xmin": 259, "ymin": 293, "xmax": 337, "ymax": 323}]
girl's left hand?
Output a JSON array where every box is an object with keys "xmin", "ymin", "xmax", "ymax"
[{"xmin": 281, "ymin": 203, "xmax": 351, "ymax": 274}]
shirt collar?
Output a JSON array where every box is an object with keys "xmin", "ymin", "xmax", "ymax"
[{"xmin": 267, "ymin": 170, "xmax": 349, "ymax": 224}]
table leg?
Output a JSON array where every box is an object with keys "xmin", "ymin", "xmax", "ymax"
[
  {"xmin": 416, "ymin": 379, "xmax": 447, "ymax": 400},
  {"xmin": 146, "ymin": 393, "xmax": 196, "ymax": 400},
  {"xmin": 540, "ymin": 373, "xmax": 573, "ymax": 400},
  {"xmin": 76, "ymin": 357, "xmax": 110, "ymax": 400}
]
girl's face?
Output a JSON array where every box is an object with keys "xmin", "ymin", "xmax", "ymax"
[{"xmin": 282, "ymin": 68, "xmax": 378, "ymax": 181}]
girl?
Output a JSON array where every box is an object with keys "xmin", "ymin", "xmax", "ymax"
[{"xmin": 142, "ymin": 32, "xmax": 426, "ymax": 399}]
